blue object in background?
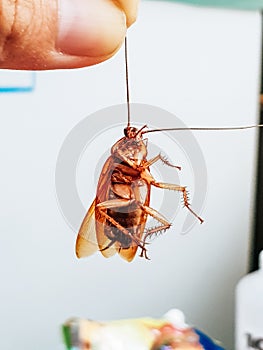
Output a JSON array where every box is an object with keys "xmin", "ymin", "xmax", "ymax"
[
  {"xmin": 195, "ymin": 329, "xmax": 225, "ymax": 350},
  {"xmin": 0, "ymin": 71, "xmax": 35, "ymax": 93},
  {"xmin": 152, "ymin": 330, "xmax": 226, "ymax": 350}
]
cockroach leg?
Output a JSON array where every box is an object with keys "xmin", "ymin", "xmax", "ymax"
[
  {"xmin": 141, "ymin": 154, "xmax": 181, "ymax": 170},
  {"xmin": 140, "ymin": 247, "xmax": 150, "ymax": 260},
  {"xmin": 134, "ymin": 202, "xmax": 171, "ymax": 258},
  {"xmin": 96, "ymin": 199, "xmax": 133, "ymax": 209},
  {"xmin": 139, "ymin": 204, "xmax": 171, "ymax": 231},
  {"xmin": 151, "ymin": 181, "xmax": 204, "ymax": 224},
  {"xmin": 158, "ymin": 154, "xmax": 181, "ymax": 170},
  {"xmin": 141, "ymin": 154, "xmax": 162, "ymax": 168}
]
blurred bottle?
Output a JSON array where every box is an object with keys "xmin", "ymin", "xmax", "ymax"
[{"xmin": 235, "ymin": 251, "xmax": 263, "ymax": 350}]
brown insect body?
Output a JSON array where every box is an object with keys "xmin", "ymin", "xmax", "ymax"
[
  {"xmin": 76, "ymin": 125, "xmax": 203, "ymax": 262},
  {"xmin": 75, "ymin": 38, "xmax": 263, "ymax": 262},
  {"xmin": 76, "ymin": 37, "xmax": 205, "ymax": 262}
]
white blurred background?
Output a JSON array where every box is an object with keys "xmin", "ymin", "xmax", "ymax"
[{"xmin": 0, "ymin": 2, "xmax": 261, "ymax": 349}]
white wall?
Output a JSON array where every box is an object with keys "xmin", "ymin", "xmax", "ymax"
[{"xmin": 0, "ymin": 2, "xmax": 261, "ymax": 349}]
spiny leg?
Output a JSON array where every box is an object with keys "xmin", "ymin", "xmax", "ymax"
[
  {"xmin": 151, "ymin": 182, "xmax": 204, "ymax": 224},
  {"xmin": 135, "ymin": 203, "xmax": 172, "ymax": 259},
  {"xmin": 114, "ymin": 151, "xmax": 181, "ymax": 171},
  {"xmin": 141, "ymin": 153, "xmax": 181, "ymax": 170}
]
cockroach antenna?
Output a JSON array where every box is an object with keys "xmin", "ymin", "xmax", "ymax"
[
  {"xmin": 124, "ymin": 37, "xmax": 263, "ymax": 134},
  {"xmin": 125, "ymin": 37, "xmax": 131, "ymax": 128},
  {"xmin": 142, "ymin": 124, "xmax": 263, "ymax": 134}
]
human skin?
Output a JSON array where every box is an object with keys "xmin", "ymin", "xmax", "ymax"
[{"xmin": 0, "ymin": 0, "xmax": 139, "ymax": 70}]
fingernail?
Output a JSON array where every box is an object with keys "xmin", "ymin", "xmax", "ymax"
[{"xmin": 57, "ymin": 0, "xmax": 126, "ymax": 57}]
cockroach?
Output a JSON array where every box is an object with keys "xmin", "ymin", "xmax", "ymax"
[{"xmin": 76, "ymin": 38, "xmax": 263, "ymax": 262}]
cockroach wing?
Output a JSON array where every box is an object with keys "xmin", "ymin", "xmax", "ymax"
[
  {"xmin": 117, "ymin": 216, "xmax": 148, "ymax": 262},
  {"xmin": 118, "ymin": 245, "xmax": 139, "ymax": 262},
  {"xmin": 76, "ymin": 199, "xmax": 98, "ymax": 258},
  {"xmin": 95, "ymin": 217, "xmax": 117, "ymax": 258},
  {"xmin": 95, "ymin": 157, "xmax": 117, "ymax": 258}
]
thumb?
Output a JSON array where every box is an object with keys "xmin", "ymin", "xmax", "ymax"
[{"xmin": 0, "ymin": 0, "xmax": 138, "ymax": 70}]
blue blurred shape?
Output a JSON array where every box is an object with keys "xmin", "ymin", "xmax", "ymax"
[
  {"xmin": 195, "ymin": 329, "xmax": 225, "ymax": 350},
  {"xmin": 157, "ymin": 329, "xmax": 226, "ymax": 350},
  {"xmin": 0, "ymin": 71, "xmax": 35, "ymax": 92}
]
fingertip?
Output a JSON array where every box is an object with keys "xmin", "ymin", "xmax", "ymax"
[
  {"xmin": 0, "ymin": 0, "xmax": 131, "ymax": 70},
  {"xmin": 57, "ymin": 0, "xmax": 127, "ymax": 59},
  {"xmin": 115, "ymin": 0, "xmax": 140, "ymax": 27}
]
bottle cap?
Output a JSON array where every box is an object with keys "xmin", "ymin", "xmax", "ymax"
[{"xmin": 163, "ymin": 309, "xmax": 188, "ymax": 329}]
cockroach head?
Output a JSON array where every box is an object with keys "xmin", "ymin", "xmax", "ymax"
[
  {"xmin": 124, "ymin": 126, "xmax": 138, "ymax": 138},
  {"xmin": 124, "ymin": 125, "xmax": 148, "ymax": 139}
]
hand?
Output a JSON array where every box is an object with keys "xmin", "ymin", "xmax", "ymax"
[{"xmin": 0, "ymin": 0, "xmax": 139, "ymax": 70}]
